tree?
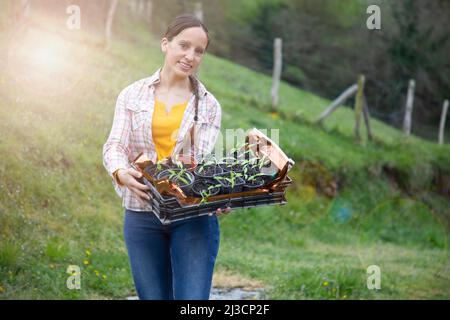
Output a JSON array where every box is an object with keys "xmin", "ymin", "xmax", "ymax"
[{"xmin": 105, "ymin": 0, "xmax": 119, "ymax": 51}]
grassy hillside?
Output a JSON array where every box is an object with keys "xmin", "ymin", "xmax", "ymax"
[{"xmin": 0, "ymin": 7, "xmax": 449, "ymax": 299}]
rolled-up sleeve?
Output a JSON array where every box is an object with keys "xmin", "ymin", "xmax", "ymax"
[{"xmin": 103, "ymin": 87, "xmax": 132, "ymax": 197}]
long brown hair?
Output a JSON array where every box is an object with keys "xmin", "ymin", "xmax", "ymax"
[{"xmin": 163, "ymin": 14, "xmax": 209, "ymax": 122}]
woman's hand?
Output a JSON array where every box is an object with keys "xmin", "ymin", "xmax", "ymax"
[
  {"xmin": 117, "ymin": 168, "xmax": 151, "ymax": 201},
  {"xmin": 210, "ymin": 206, "xmax": 232, "ymax": 217}
]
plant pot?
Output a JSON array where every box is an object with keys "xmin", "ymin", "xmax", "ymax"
[
  {"xmin": 231, "ymin": 163, "xmax": 244, "ymax": 173},
  {"xmin": 260, "ymin": 165, "xmax": 278, "ymax": 174},
  {"xmin": 218, "ymin": 162, "xmax": 244, "ymax": 174},
  {"xmin": 242, "ymin": 164, "xmax": 260, "ymax": 177},
  {"xmin": 214, "ymin": 173, "xmax": 245, "ymax": 194},
  {"xmin": 218, "ymin": 162, "xmax": 232, "ymax": 173},
  {"xmin": 194, "ymin": 163, "xmax": 223, "ymax": 179},
  {"xmin": 243, "ymin": 176, "xmax": 265, "ymax": 191},
  {"xmin": 156, "ymin": 169, "xmax": 195, "ymax": 196},
  {"xmin": 258, "ymin": 172, "xmax": 278, "ymax": 185},
  {"xmin": 192, "ymin": 179, "xmax": 221, "ymax": 199},
  {"xmin": 144, "ymin": 163, "xmax": 170, "ymax": 178}
]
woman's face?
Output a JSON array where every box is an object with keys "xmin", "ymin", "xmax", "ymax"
[{"xmin": 161, "ymin": 27, "xmax": 208, "ymax": 78}]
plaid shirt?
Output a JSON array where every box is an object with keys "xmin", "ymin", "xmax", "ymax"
[{"xmin": 103, "ymin": 68, "xmax": 222, "ymax": 211}]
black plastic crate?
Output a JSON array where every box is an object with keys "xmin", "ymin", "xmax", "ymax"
[{"xmin": 142, "ymin": 175, "xmax": 290, "ymax": 225}]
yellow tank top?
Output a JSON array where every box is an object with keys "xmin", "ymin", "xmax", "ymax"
[{"xmin": 152, "ymin": 99, "xmax": 189, "ymax": 162}]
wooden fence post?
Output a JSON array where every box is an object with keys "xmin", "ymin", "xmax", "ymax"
[
  {"xmin": 403, "ymin": 79, "xmax": 415, "ymax": 136},
  {"xmin": 354, "ymin": 75, "xmax": 366, "ymax": 142},
  {"xmin": 362, "ymin": 94, "xmax": 373, "ymax": 141},
  {"xmin": 130, "ymin": 0, "xmax": 136, "ymax": 14},
  {"xmin": 271, "ymin": 38, "xmax": 282, "ymax": 111},
  {"xmin": 194, "ymin": 2, "xmax": 203, "ymax": 22},
  {"xmin": 316, "ymin": 84, "xmax": 358, "ymax": 124},
  {"xmin": 438, "ymin": 99, "xmax": 449, "ymax": 145},
  {"xmin": 137, "ymin": 0, "xmax": 145, "ymax": 15},
  {"xmin": 145, "ymin": 0, "xmax": 153, "ymax": 23}
]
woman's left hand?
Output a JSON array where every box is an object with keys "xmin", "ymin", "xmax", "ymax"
[{"xmin": 210, "ymin": 207, "xmax": 232, "ymax": 216}]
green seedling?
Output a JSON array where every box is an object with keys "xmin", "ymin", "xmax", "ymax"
[
  {"xmin": 199, "ymin": 183, "xmax": 222, "ymax": 204},
  {"xmin": 214, "ymin": 171, "xmax": 243, "ymax": 189},
  {"xmin": 167, "ymin": 167, "xmax": 190, "ymax": 185},
  {"xmin": 197, "ymin": 155, "xmax": 220, "ymax": 174},
  {"xmin": 246, "ymin": 172, "xmax": 266, "ymax": 183}
]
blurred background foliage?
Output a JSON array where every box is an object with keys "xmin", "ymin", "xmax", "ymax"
[
  {"xmin": 154, "ymin": 0, "xmax": 450, "ymax": 140},
  {"xmin": 17, "ymin": 0, "xmax": 450, "ymax": 142}
]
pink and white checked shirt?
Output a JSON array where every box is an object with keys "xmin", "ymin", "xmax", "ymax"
[{"xmin": 103, "ymin": 68, "xmax": 222, "ymax": 211}]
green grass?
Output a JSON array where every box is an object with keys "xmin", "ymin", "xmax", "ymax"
[{"xmin": 0, "ymin": 6, "xmax": 449, "ymax": 299}]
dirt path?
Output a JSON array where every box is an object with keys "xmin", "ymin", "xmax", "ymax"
[{"xmin": 126, "ymin": 269, "xmax": 266, "ymax": 300}]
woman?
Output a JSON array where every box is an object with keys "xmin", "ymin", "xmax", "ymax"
[{"xmin": 103, "ymin": 14, "xmax": 230, "ymax": 300}]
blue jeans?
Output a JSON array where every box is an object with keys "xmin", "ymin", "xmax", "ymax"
[{"xmin": 123, "ymin": 209, "xmax": 220, "ymax": 300}]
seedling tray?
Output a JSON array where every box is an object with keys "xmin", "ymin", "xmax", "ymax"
[
  {"xmin": 141, "ymin": 175, "xmax": 292, "ymax": 224},
  {"xmin": 132, "ymin": 128, "xmax": 295, "ymax": 224}
]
